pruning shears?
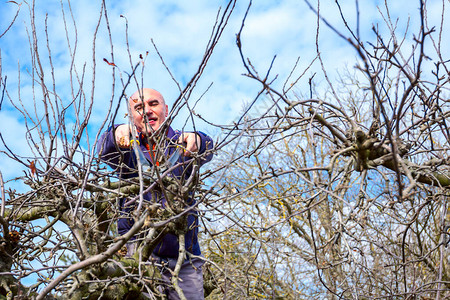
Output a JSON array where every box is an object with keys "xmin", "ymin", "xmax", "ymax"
[
  {"xmin": 165, "ymin": 142, "xmax": 187, "ymax": 169},
  {"xmin": 128, "ymin": 130, "xmax": 187, "ymax": 171}
]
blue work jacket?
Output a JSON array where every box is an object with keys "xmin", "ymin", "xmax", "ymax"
[{"xmin": 97, "ymin": 126, "xmax": 214, "ymax": 258}]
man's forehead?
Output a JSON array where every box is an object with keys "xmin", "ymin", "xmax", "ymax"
[
  {"xmin": 129, "ymin": 89, "xmax": 164, "ymax": 104},
  {"xmin": 130, "ymin": 95, "xmax": 161, "ymax": 104}
]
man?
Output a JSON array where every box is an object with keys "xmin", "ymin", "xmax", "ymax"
[{"xmin": 97, "ymin": 88, "xmax": 214, "ymax": 299}]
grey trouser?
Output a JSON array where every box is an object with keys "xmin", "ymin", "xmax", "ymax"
[{"xmin": 126, "ymin": 243, "xmax": 205, "ymax": 300}]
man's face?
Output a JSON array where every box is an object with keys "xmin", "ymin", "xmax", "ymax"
[{"xmin": 129, "ymin": 88, "xmax": 168, "ymax": 135}]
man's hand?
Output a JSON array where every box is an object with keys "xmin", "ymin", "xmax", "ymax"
[
  {"xmin": 115, "ymin": 124, "xmax": 131, "ymax": 148},
  {"xmin": 178, "ymin": 133, "xmax": 201, "ymax": 156}
]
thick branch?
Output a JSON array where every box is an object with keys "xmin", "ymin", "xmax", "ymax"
[{"xmin": 36, "ymin": 210, "xmax": 149, "ymax": 300}]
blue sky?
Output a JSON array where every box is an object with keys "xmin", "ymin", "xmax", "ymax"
[{"xmin": 0, "ymin": 0, "xmax": 449, "ymax": 184}]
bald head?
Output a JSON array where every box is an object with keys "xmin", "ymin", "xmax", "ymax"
[{"xmin": 128, "ymin": 88, "xmax": 168, "ymax": 134}]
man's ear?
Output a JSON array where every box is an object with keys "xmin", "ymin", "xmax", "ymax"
[{"xmin": 165, "ymin": 104, "xmax": 168, "ymax": 117}]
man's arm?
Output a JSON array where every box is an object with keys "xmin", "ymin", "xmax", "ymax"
[{"xmin": 96, "ymin": 125, "xmax": 136, "ymax": 176}]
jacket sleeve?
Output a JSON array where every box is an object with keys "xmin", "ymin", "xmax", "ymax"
[
  {"xmin": 196, "ymin": 131, "xmax": 214, "ymax": 166},
  {"xmin": 96, "ymin": 126, "xmax": 136, "ymax": 178}
]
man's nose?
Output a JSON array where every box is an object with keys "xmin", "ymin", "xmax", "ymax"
[{"xmin": 145, "ymin": 105, "xmax": 154, "ymax": 115}]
